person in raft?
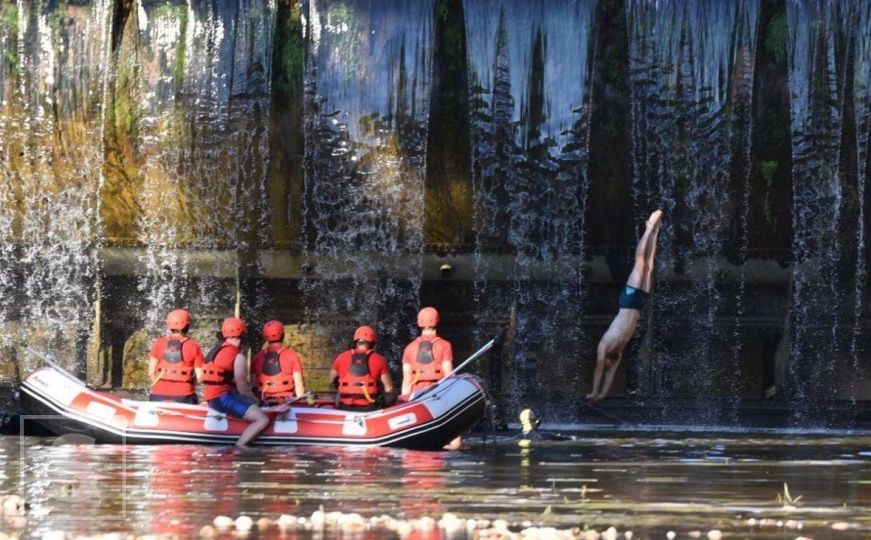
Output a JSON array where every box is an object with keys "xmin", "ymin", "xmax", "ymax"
[
  {"xmin": 586, "ymin": 209, "xmax": 663, "ymax": 403},
  {"xmin": 402, "ymin": 307, "xmax": 461, "ymax": 450},
  {"xmin": 329, "ymin": 325, "xmax": 397, "ymax": 412},
  {"xmin": 250, "ymin": 320, "xmax": 306, "ymax": 405},
  {"xmin": 148, "ymin": 309, "xmax": 204, "ymax": 404},
  {"xmin": 197, "ymin": 317, "xmax": 269, "ymax": 447}
]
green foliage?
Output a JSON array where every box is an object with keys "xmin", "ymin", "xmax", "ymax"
[
  {"xmin": 272, "ymin": 0, "xmax": 304, "ymax": 104},
  {"xmin": 760, "ymin": 160, "xmax": 778, "ymax": 223},
  {"xmin": 764, "ymin": 13, "xmax": 788, "ymax": 64}
]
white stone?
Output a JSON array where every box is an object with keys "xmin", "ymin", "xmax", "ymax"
[{"xmin": 234, "ymin": 516, "xmax": 253, "ymax": 531}]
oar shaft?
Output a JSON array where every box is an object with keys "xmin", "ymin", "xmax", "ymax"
[{"xmin": 451, "ymin": 339, "xmax": 495, "ymax": 376}]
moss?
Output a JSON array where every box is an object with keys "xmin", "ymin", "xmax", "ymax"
[{"xmin": 0, "ymin": 4, "xmax": 19, "ymax": 72}]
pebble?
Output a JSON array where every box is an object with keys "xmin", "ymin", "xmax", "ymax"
[
  {"xmin": 212, "ymin": 516, "xmax": 234, "ymax": 529},
  {"xmin": 1, "ymin": 495, "xmax": 25, "ymax": 515},
  {"xmin": 198, "ymin": 525, "xmax": 216, "ymax": 538},
  {"xmin": 666, "ymin": 532, "xmax": 676, "ymax": 540},
  {"xmin": 256, "ymin": 517, "xmax": 272, "ymax": 531},
  {"xmin": 276, "ymin": 514, "xmax": 296, "ymax": 530},
  {"xmin": 830, "ymin": 522, "xmax": 850, "ymax": 530},
  {"xmin": 310, "ymin": 509, "xmax": 325, "ymax": 530},
  {"xmin": 707, "ymin": 530, "xmax": 722, "ymax": 540},
  {"xmin": 624, "ymin": 532, "xmax": 633, "ymax": 540},
  {"xmin": 234, "ymin": 515, "xmax": 253, "ymax": 531},
  {"xmin": 492, "ymin": 519, "xmax": 509, "ymax": 531},
  {"xmin": 603, "ymin": 526, "xmax": 618, "ymax": 540}
]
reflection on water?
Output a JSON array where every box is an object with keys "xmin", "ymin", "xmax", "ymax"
[{"xmin": 1, "ymin": 434, "xmax": 869, "ymax": 538}]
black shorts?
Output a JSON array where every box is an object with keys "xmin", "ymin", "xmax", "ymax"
[{"xmin": 618, "ymin": 285, "xmax": 649, "ymax": 310}]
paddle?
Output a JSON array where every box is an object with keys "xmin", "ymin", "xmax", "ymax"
[
  {"xmin": 408, "ymin": 338, "xmax": 496, "ymax": 402},
  {"xmin": 263, "ymin": 392, "xmax": 315, "ymax": 413},
  {"xmin": 24, "ymin": 348, "xmax": 90, "ymax": 387}
]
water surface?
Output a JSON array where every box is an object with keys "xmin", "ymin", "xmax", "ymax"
[{"xmin": 1, "ymin": 432, "xmax": 869, "ymax": 538}]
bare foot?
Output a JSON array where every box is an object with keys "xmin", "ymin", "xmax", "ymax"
[
  {"xmin": 585, "ymin": 392, "xmax": 597, "ymax": 401},
  {"xmin": 646, "ymin": 209, "xmax": 663, "ymax": 229},
  {"xmin": 586, "ymin": 394, "xmax": 602, "ymax": 404},
  {"xmin": 443, "ymin": 436, "xmax": 462, "ymax": 451}
]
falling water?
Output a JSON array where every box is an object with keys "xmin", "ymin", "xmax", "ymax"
[
  {"xmin": 465, "ymin": 0, "xmax": 595, "ymax": 418},
  {"xmin": 131, "ymin": 0, "xmax": 276, "ymax": 329},
  {"xmin": 627, "ymin": 0, "xmax": 758, "ymax": 416},
  {"xmin": 785, "ymin": 0, "xmax": 853, "ymax": 412},
  {"xmin": 0, "ymin": 1, "xmax": 112, "ymax": 374},
  {"xmin": 301, "ymin": 0, "xmax": 433, "ymax": 361},
  {"xmin": 849, "ymin": 2, "xmax": 871, "ymax": 400}
]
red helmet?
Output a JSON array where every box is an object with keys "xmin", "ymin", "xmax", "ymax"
[
  {"xmin": 262, "ymin": 320, "xmax": 285, "ymax": 342},
  {"xmin": 417, "ymin": 307, "xmax": 440, "ymax": 328},
  {"xmin": 165, "ymin": 309, "xmax": 191, "ymax": 331},
  {"xmin": 353, "ymin": 325, "xmax": 377, "ymax": 343},
  {"xmin": 221, "ymin": 317, "xmax": 247, "ymax": 338}
]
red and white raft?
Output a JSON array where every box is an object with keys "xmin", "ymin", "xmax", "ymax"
[{"xmin": 20, "ymin": 365, "xmax": 487, "ymax": 449}]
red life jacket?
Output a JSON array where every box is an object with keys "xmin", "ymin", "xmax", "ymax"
[
  {"xmin": 338, "ymin": 350, "xmax": 379, "ymax": 405},
  {"xmin": 409, "ymin": 338, "xmax": 443, "ymax": 385},
  {"xmin": 257, "ymin": 347, "xmax": 295, "ymax": 399},
  {"xmin": 155, "ymin": 337, "xmax": 194, "ymax": 383},
  {"xmin": 201, "ymin": 343, "xmax": 237, "ymax": 393}
]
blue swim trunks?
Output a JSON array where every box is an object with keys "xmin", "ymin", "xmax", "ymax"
[
  {"xmin": 618, "ymin": 285, "xmax": 649, "ymax": 310},
  {"xmin": 209, "ymin": 391, "xmax": 257, "ymax": 419}
]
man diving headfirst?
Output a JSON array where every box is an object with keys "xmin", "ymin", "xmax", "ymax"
[{"xmin": 586, "ymin": 209, "xmax": 663, "ymax": 403}]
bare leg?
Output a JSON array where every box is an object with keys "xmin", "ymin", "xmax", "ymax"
[
  {"xmin": 236, "ymin": 405, "xmax": 270, "ymax": 448},
  {"xmin": 626, "ymin": 210, "xmax": 663, "ymax": 292},
  {"xmin": 586, "ymin": 342, "xmax": 609, "ymax": 400},
  {"xmin": 595, "ymin": 350, "xmax": 622, "ymax": 401}
]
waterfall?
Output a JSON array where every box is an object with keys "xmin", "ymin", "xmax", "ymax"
[
  {"xmin": 849, "ymin": 2, "xmax": 871, "ymax": 400},
  {"xmin": 782, "ymin": 0, "xmax": 871, "ymax": 407},
  {"xmin": 465, "ymin": 0, "xmax": 595, "ymax": 417},
  {"xmin": 0, "ymin": 1, "xmax": 112, "ymax": 373},
  {"xmin": 627, "ymin": 0, "xmax": 759, "ymax": 414},
  {"xmin": 131, "ymin": 0, "xmax": 276, "ymax": 330},
  {"xmin": 785, "ymin": 0, "xmax": 853, "ymax": 411},
  {"xmin": 301, "ymin": 0, "xmax": 433, "ymax": 362}
]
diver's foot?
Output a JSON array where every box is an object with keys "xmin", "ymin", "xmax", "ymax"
[
  {"xmin": 443, "ymin": 437, "xmax": 462, "ymax": 451},
  {"xmin": 586, "ymin": 393, "xmax": 602, "ymax": 404},
  {"xmin": 584, "ymin": 392, "xmax": 598, "ymax": 402},
  {"xmin": 646, "ymin": 209, "xmax": 663, "ymax": 229}
]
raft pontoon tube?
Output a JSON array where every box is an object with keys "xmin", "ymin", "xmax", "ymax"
[{"xmin": 20, "ymin": 365, "xmax": 487, "ymax": 449}]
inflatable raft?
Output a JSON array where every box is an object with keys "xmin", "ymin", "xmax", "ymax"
[{"xmin": 19, "ymin": 363, "xmax": 488, "ymax": 449}]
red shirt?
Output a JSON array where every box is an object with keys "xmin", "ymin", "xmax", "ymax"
[
  {"xmin": 251, "ymin": 345, "xmax": 303, "ymax": 397},
  {"xmin": 402, "ymin": 336, "xmax": 453, "ymax": 393},
  {"xmin": 149, "ymin": 335, "xmax": 203, "ymax": 396},
  {"xmin": 332, "ymin": 349, "xmax": 390, "ymax": 406},
  {"xmin": 197, "ymin": 344, "xmax": 239, "ymax": 401}
]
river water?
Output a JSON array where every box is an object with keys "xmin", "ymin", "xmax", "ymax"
[{"xmin": 0, "ymin": 432, "xmax": 869, "ymax": 539}]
